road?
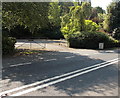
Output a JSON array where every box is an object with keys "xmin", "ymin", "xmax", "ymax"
[{"xmin": 1, "ymin": 39, "xmax": 120, "ymax": 96}]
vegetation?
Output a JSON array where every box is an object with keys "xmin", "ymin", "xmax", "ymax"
[
  {"xmin": 2, "ymin": 2, "xmax": 120, "ymax": 55},
  {"xmin": 48, "ymin": 2, "xmax": 61, "ymax": 28},
  {"xmin": 2, "ymin": 2, "xmax": 50, "ymax": 55},
  {"xmin": 2, "ymin": 2, "xmax": 50, "ymax": 33},
  {"xmin": 81, "ymin": 2, "xmax": 92, "ymax": 19},
  {"xmin": 67, "ymin": 31, "xmax": 118, "ymax": 49},
  {"xmin": 2, "ymin": 36, "xmax": 16, "ymax": 55},
  {"xmin": 84, "ymin": 20, "xmax": 100, "ymax": 32},
  {"xmin": 61, "ymin": 2, "xmax": 119, "ymax": 49},
  {"xmin": 103, "ymin": 1, "xmax": 120, "ymax": 33},
  {"xmin": 61, "ymin": 6, "xmax": 85, "ymax": 39}
]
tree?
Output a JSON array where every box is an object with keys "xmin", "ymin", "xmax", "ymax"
[
  {"xmin": 81, "ymin": 2, "xmax": 92, "ymax": 19},
  {"xmin": 90, "ymin": 7, "xmax": 105, "ymax": 24},
  {"xmin": 59, "ymin": 2, "xmax": 74, "ymax": 16},
  {"xmin": 48, "ymin": 2, "xmax": 61, "ymax": 28},
  {"xmin": 94, "ymin": 6, "xmax": 105, "ymax": 14},
  {"xmin": 103, "ymin": 1, "xmax": 120, "ymax": 32},
  {"xmin": 2, "ymin": 2, "xmax": 49, "ymax": 33},
  {"xmin": 61, "ymin": 6, "xmax": 85, "ymax": 39}
]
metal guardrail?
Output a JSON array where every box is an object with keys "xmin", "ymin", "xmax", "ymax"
[
  {"xmin": 16, "ymin": 37, "xmax": 48, "ymax": 39},
  {"xmin": 15, "ymin": 38, "xmax": 47, "ymax": 49}
]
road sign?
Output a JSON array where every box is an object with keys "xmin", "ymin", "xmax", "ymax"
[{"xmin": 99, "ymin": 43, "xmax": 104, "ymax": 49}]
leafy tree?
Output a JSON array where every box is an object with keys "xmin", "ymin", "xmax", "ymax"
[
  {"xmin": 103, "ymin": 1, "xmax": 120, "ymax": 33},
  {"xmin": 90, "ymin": 7, "xmax": 105, "ymax": 24},
  {"xmin": 61, "ymin": 5, "xmax": 100, "ymax": 39},
  {"xmin": 61, "ymin": 6, "xmax": 85, "ymax": 39},
  {"xmin": 48, "ymin": 2, "xmax": 61, "ymax": 28},
  {"xmin": 81, "ymin": 2, "xmax": 92, "ymax": 19},
  {"xmin": 59, "ymin": 2, "xmax": 74, "ymax": 16},
  {"xmin": 84, "ymin": 20, "xmax": 100, "ymax": 32},
  {"xmin": 2, "ymin": 2, "xmax": 49, "ymax": 33},
  {"xmin": 94, "ymin": 6, "xmax": 105, "ymax": 14}
]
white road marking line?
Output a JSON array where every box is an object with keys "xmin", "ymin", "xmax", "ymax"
[
  {"xmin": 83, "ymin": 54, "xmax": 89, "ymax": 56},
  {"xmin": 2, "ymin": 62, "xmax": 32, "ymax": 69},
  {"xmin": 0, "ymin": 58, "xmax": 118, "ymax": 96},
  {"xmin": 10, "ymin": 62, "xmax": 32, "ymax": 67},
  {"xmin": 93, "ymin": 53, "xmax": 100, "ymax": 55},
  {"xmin": 44, "ymin": 59, "xmax": 57, "ymax": 62},
  {"xmin": 11, "ymin": 60, "xmax": 119, "ymax": 96},
  {"xmin": 65, "ymin": 56, "xmax": 75, "ymax": 59}
]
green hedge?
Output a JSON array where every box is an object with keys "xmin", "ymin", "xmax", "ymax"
[
  {"xmin": 67, "ymin": 31, "xmax": 119, "ymax": 49},
  {"xmin": 2, "ymin": 37, "xmax": 16, "ymax": 55}
]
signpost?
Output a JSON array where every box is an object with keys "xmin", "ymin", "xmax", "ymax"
[{"xmin": 99, "ymin": 43, "xmax": 104, "ymax": 49}]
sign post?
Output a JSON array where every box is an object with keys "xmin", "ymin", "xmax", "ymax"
[{"xmin": 99, "ymin": 43, "xmax": 104, "ymax": 49}]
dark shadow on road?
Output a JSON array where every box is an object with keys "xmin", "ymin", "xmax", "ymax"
[{"xmin": 2, "ymin": 50, "xmax": 119, "ymax": 96}]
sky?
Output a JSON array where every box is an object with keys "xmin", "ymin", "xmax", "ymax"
[{"xmin": 91, "ymin": 0, "xmax": 113, "ymax": 11}]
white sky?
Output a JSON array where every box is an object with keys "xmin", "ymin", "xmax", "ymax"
[{"xmin": 91, "ymin": 0, "xmax": 113, "ymax": 10}]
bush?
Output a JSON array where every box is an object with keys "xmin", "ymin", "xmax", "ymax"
[
  {"xmin": 2, "ymin": 37, "xmax": 16, "ymax": 55},
  {"xmin": 67, "ymin": 31, "xmax": 118, "ymax": 49},
  {"xmin": 84, "ymin": 20, "xmax": 100, "ymax": 32},
  {"xmin": 36, "ymin": 27, "xmax": 64, "ymax": 39},
  {"xmin": 44, "ymin": 29, "xmax": 64, "ymax": 39},
  {"xmin": 9, "ymin": 25, "xmax": 32, "ymax": 38}
]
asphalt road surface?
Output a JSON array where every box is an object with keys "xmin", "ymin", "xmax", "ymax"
[{"xmin": 1, "ymin": 39, "xmax": 120, "ymax": 96}]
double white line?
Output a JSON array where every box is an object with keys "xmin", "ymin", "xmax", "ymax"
[{"xmin": 0, "ymin": 58, "xmax": 119, "ymax": 97}]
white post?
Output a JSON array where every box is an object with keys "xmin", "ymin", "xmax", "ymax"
[{"xmin": 99, "ymin": 43, "xmax": 104, "ymax": 49}]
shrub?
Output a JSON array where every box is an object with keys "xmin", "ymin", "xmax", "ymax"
[
  {"xmin": 9, "ymin": 25, "xmax": 32, "ymax": 38},
  {"xmin": 45, "ymin": 29, "xmax": 64, "ymax": 39},
  {"xmin": 36, "ymin": 28, "xmax": 64, "ymax": 39},
  {"xmin": 84, "ymin": 20, "xmax": 100, "ymax": 32},
  {"xmin": 2, "ymin": 37, "xmax": 16, "ymax": 55},
  {"xmin": 67, "ymin": 31, "xmax": 118, "ymax": 49}
]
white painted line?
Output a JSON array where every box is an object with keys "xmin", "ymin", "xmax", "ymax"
[
  {"xmin": 44, "ymin": 59, "xmax": 57, "ymax": 62},
  {"xmin": 65, "ymin": 56, "xmax": 75, "ymax": 59},
  {"xmin": 10, "ymin": 62, "xmax": 32, "ymax": 67},
  {"xmin": 3, "ymin": 62, "xmax": 32, "ymax": 69},
  {"xmin": 83, "ymin": 54, "xmax": 89, "ymax": 56},
  {"xmin": 0, "ymin": 58, "xmax": 118, "ymax": 96},
  {"xmin": 11, "ymin": 60, "xmax": 119, "ymax": 96},
  {"xmin": 93, "ymin": 53, "xmax": 100, "ymax": 55}
]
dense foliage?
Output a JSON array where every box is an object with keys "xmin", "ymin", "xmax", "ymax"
[
  {"xmin": 103, "ymin": 1, "xmax": 120, "ymax": 33},
  {"xmin": 84, "ymin": 20, "xmax": 100, "ymax": 32},
  {"xmin": 81, "ymin": 2, "xmax": 92, "ymax": 19},
  {"xmin": 2, "ymin": 2, "xmax": 50, "ymax": 55},
  {"xmin": 2, "ymin": 2, "xmax": 49, "ymax": 33},
  {"xmin": 2, "ymin": 2, "xmax": 119, "ymax": 54},
  {"xmin": 68, "ymin": 31, "xmax": 119, "ymax": 49},
  {"xmin": 48, "ymin": 2, "xmax": 61, "ymax": 28},
  {"xmin": 94, "ymin": 6, "xmax": 105, "ymax": 14},
  {"xmin": 61, "ymin": 3, "xmax": 119, "ymax": 49},
  {"xmin": 90, "ymin": 7, "xmax": 105, "ymax": 24},
  {"xmin": 61, "ymin": 4, "xmax": 100, "ymax": 39},
  {"xmin": 2, "ymin": 36, "xmax": 16, "ymax": 55},
  {"xmin": 61, "ymin": 6, "xmax": 85, "ymax": 39}
]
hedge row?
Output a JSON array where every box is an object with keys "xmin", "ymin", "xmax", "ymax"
[{"xmin": 67, "ymin": 31, "xmax": 119, "ymax": 49}]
